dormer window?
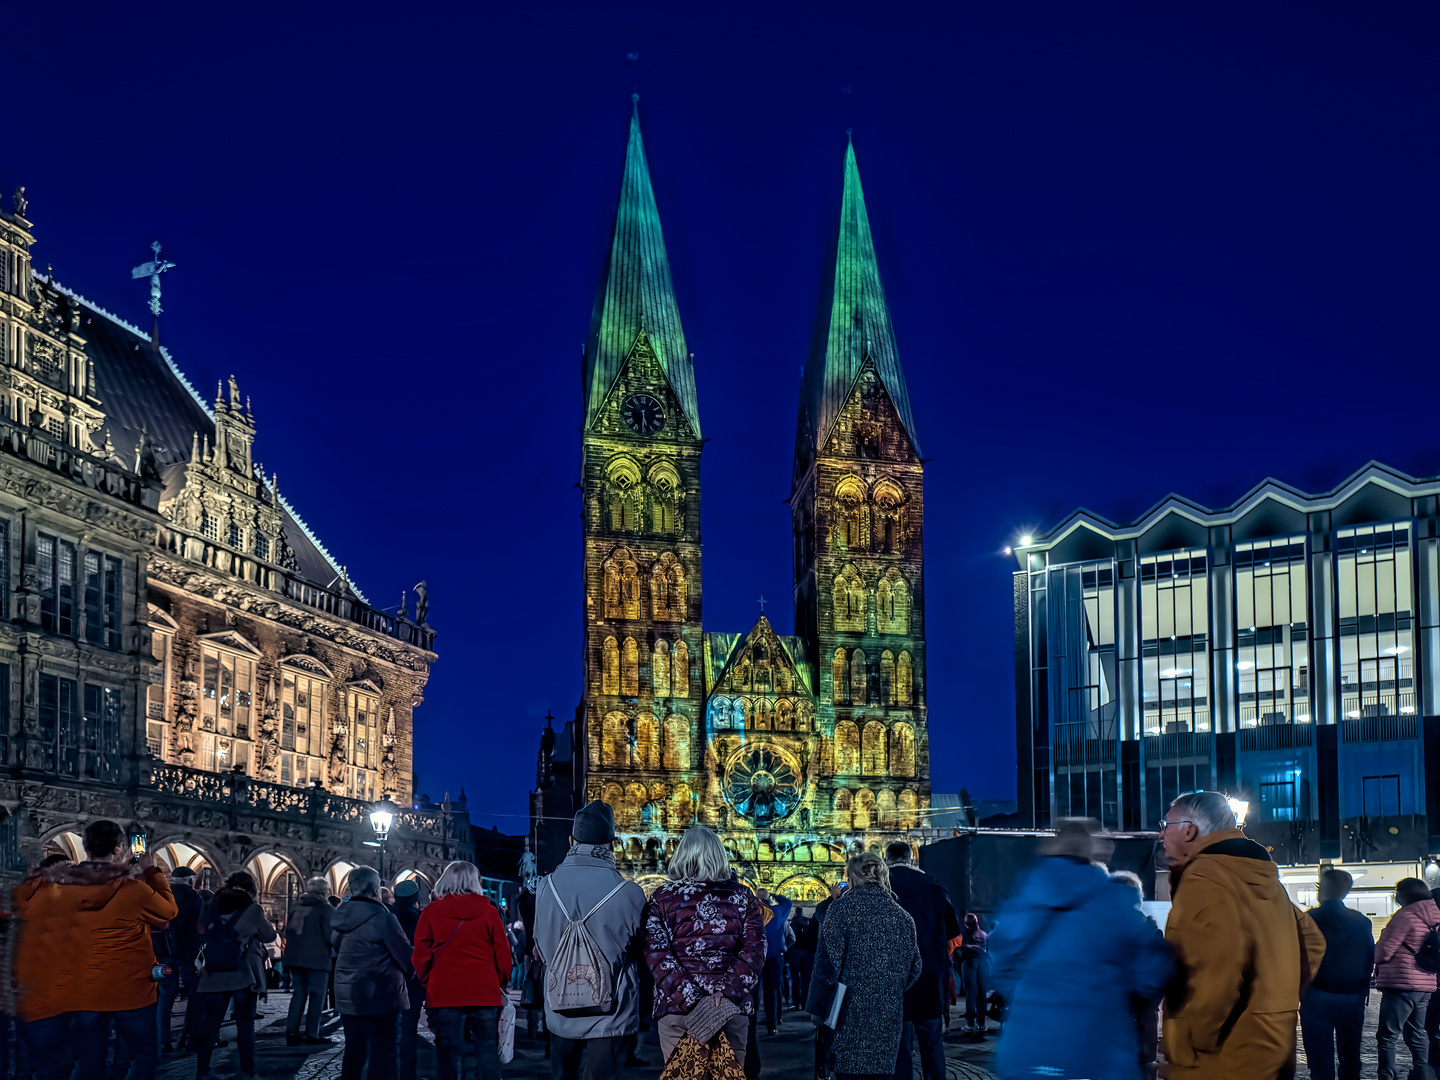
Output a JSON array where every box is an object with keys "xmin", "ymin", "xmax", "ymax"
[
  {"xmin": 255, "ymin": 533, "xmax": 270, "ymax": 561},
  {"xmin": 228, "ymin": 522, "xmax": 241, "ymax": 548},
  {"xmin": 200, "ymin": 509, "xmax": 219, "ymax": 542}
]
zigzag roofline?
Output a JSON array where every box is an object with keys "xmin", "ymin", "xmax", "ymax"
[{"xmin": 1015, "ymin": 459, "xmax": 1439, "ymax": 566}]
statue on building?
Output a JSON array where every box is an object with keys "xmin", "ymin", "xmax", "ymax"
[
  {"xmin": 414, "ymin": 580, "xmax": 429, "ymax": 626},
  {"xmin": 519, "ymin": 839, "xmax": 538, "ymax": 881},
  {"xmin": 12, "ymin": 187, "xmax": 27, "ymax": 217}
]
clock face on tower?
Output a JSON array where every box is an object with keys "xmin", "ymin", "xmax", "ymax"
[{"xmin": 621, "ymin": 393, "xmax": 666, "ymax": 436}]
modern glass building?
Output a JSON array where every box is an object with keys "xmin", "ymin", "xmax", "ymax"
[{"xmin": 1014, "ymin": 462, "xmax": 1440, "ymax": 874}]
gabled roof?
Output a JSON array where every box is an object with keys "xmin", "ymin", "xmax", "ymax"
[
  {"xmin": 44, "ymin": 277, "xmax": 359, "ymax": 596},
  {"xmin": 583, "ymin": 97, "xmax": 699, "ymax": 436},
  {"xmin": 708, "ymin": 615, "xmax": 815, "ymax": 700},
  {"xmin": 799, "ymin": 136, "xmax": 919, "ymax": 463}
]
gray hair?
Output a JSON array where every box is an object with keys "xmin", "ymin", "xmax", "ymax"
[
  {"xmin": 304, "ymin": 876, "xmax": 330, "ymax": 896},
  {"xmin": 433, "ymin": 860, "xmax": 483, "ymax": 898},
  {"xmin": 1168, "ymin": 791, "xmax": 1236, "ymax": 838},
  {"xmin": 667, "ymin": 825, "xmax": 731, "ymax": 882},
  {"xmin": 347, "ymin": 866, "xmax": 381, "ymax": 899},
  {"xmin": 846, "ymin": 851, "xmax": 891, "ymax": 892}
]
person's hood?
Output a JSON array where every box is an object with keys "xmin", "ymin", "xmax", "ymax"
[
  {"xmin": 1021, "ymin": 855, "xmax": 1116, "ymax": 911},
  {"xmin": 35, "ymin": 859, "xmax": 143, "ymax": 910},
  {"xmin": 330, "ymin": 897, "xmax": 388, "ymax": 932},
  {"xmin": 1170, "ymin": 828, "xmax": 1276, "ymax": 893},
  {"xmin": 430, "ymin": 892, "xmax": 494, "ymax": 920}
]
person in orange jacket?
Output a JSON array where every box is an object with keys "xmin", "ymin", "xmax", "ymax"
[{"xmin": 12, "ymin": 819, "xmax": 178, "ymax": 1080}]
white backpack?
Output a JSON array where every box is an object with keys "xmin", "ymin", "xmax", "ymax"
[{"xmin": 544, "ymin": 877, "xmax": 627, "ymax": 1016}]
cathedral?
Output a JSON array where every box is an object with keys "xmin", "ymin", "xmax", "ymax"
[{"xmin": 551, "ymin": 101, "xmax": 930, "ymax": 901}]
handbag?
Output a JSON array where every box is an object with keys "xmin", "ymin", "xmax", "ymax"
[
  {"xmin": 497, "ymin": 999, "xmax": 516, "ymax": 1064},
  {"xmin": 655, "ymin": 901, "xmax": 743, "ymax": 1045},
  {"xmin": 659, "ymin": 1032, "xmax": 745, "ymax": 1080}
]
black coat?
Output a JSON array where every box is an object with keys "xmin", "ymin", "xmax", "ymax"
[
  {"xmin": 170, "ymin": 882, "xmax": 204, "ymax": 963},
  {"xmin": 888, "ymin": 863, "xmax": 960, "ymax": 1021}
]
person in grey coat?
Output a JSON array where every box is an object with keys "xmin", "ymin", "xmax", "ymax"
[
  {"xmin": 285, "ymin": 876, "xmax": 335, "ymax": 1046},
  {"xmin": 194, "ymin": 882, "xmax": 277, "ymax": 1080},
  {"xmin": 331, "ymin": 867, "xmax": 415, "ymax": 1080},
  {"xmin": 806, "ymin": 853, "xmax": 922, "ymax": 1079},
  {"xmin": 534, "ymin": 801, "xmax": 646, "ymax": 1080}
]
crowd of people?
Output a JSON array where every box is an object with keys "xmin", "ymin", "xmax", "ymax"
[{"xmin": 5, "ymin": 794, "xmax": 1435, "ymax": 1080}]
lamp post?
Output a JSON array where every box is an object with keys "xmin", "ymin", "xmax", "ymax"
[{"xmin": 368, "ymin": 800, "xmax": 395, "ymax": 882}]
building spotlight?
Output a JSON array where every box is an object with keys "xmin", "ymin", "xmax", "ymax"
[
  {"xmin": 1003, "ymin": 546, "xmax": 1011, "ymax": 555},
  {"xmin": 1228, "ymin": 797, "xmax": 1250, "ymax": 827},
  {"xmin": 1020, "ymin": 534, "xmax": 1032, "ymax": 546}
]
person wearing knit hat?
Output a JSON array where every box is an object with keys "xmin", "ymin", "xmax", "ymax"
[{"xmin": 533, "ymin": 801, "xmax": 646, "ymax": 1079}]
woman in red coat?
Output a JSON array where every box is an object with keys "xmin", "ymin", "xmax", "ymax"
[{"xmin": 411, "ymin": 861, "xmax": 512, "ymax": 1080}]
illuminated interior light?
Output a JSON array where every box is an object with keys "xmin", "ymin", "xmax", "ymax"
[
  {"xmin": 1402, "ymin": 707, "xmax": 1416, "ymax": 714},
  {"xmin": 1227, "ymin": 798, "xmax": 1250, "ymax": 827},
  {"xmin": 1237, "ymin": 661, "xmax": 1254, "ymax": 671},
  {"xmin": 1347, "ymin": 710, "xmax": 1361, "ymax": 718},
  {"xmin": 1296, "ymin": 714, "xmax": 1311, "ymax": 722},
  {"xmin": 1386, "ymin": 646, "xmax": 1409, "ymax": 655}
]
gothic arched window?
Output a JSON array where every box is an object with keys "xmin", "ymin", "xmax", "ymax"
[
  {"xmin": 897, "ymin": 651, "xmax": 914, "ymax": 706},
  {"xmin": 672, "ymin": 782, "xmax": 694, "ymax": 826},
  {"xmin": 890, "ymin": 723, "xmax": 916, "ymax": 778},
  {"xmin": 834, "ymin": 566, "xmax": 866, "ymax": 633},
  {"xmin": 653, "ymin": 641, "xmax": 671, "ymax": 698},
  {"xmin": 604, "ymin": 564, "xmax": 622, "ymax": 618},
  {"xmin": 881, "ymin": 651, "xmax": 895, "ymax": 705},
  {"xmin": 851, "ymin": 648, "xmax": 868, "ymax": 704},
  {"xmin": 832, "ymin": 649, "xmax": 847, "ymax": 704},
  {"xmin": 621, "ymin": 638, "xmax": 639, "ymax": 696},
  {"xmin": 602, "ymin": 637, "xmax": 619, "ymax": 695},
  {"xmin": 876, "ymin": 788, "xmax": 898, "ymax": 828},
  {"xmin": 602, "ymin": 713, "xmax": 628, "ymax": 767},
  {"xmin": 831, "ymin": 789, "xmax": 853, "ymax": 830},
  {"xmin": 662, "ymin": 716, "xmax": 689, "ymax": 771},
  {"xmin": 862, "ymin": 721, "xmax": 886, "ymax": 775},
  {"xmin": 877, "ymin": 571, "xmax": 911, "ymax": 635},
  {"xmin": 775, "ymin": 699, "xmax": 794, "ymax": 732},
  {"xmin": 674, "ymin": 641, "xmax": 690, "ymax": 697},
  {"xmin": 636, "ymin": 712, "xmax": 659, "ymax": 770},
  {"xmin": 620, "ymin": 564, "xmax": 641, "ymax": 620},
  {"xmin": 898, "ymin": 788, "xmax": 918, "ymax": 828},
  {"xmin": 853, "ymin": 789, "xmax": 875, "ymax": 831},
  {"xmin": 835, "ymin": 720, "xmax": 861, "ymax": 776},
  {"xmin": 835, "ymin": 477, "xmax": 867, "ymax": 551}
]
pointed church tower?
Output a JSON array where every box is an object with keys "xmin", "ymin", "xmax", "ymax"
[
  {"xmin": 793, "ymin": 136, "xmax": 928, "ymax": 835},
  {"xmin": 579, "ymin": 99, "xmax": 705, "ymax": 845}
]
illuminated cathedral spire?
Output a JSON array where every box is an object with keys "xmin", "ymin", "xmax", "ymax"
[
  {"xmin": 798, "ymin": 134, "xmax": 919, "ymax": 469},
  {"xmin": 583, "ymin": 96, "xmax": 700, "ymax": 436}
]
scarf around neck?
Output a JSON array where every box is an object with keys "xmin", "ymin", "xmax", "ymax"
[{"xmin": 569, "ymin": 842, "xmax": 616, "ymax": 866}]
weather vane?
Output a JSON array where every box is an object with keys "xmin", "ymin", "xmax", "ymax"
[{"xmin": 131, "ymin": 241, "xmax": 176, "ymax": 343}]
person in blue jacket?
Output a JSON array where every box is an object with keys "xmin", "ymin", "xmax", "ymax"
[{"xmin": 989, "ymin": 820, "xmax": 1175, "ymax": 1080}]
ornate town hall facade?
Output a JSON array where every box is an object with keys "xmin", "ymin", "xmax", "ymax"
[
  {"xmin": 564, "ymin": 104, "xmax": 929, "ymax": 899},
  {"xmin": 0, "ymin": 191, "xmax": 467, "ymax": 915}
]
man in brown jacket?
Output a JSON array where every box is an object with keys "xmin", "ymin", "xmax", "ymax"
[
  {"xmin": 1160, "ymin": 791, "xmax": 1326, "ymax": 1079},
  {"xmin": 13, "ymin": 819, "xmax": 178, "ymax": 1080}
]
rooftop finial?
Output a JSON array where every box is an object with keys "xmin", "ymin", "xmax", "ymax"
[
  {"xmin": 131, "ymin": 241, "xmax": 175, "ymax": 346},
  {"xmin": 632, "ymin": 92, "xmax": 640, "ymax": 106},
  {"xmin": 11, "ymin": 187, "xmax": 27, "ymax": 218}
]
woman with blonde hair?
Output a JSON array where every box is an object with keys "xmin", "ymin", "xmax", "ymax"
[
  {"xmin": 642, "ymin": 826, "xmax": 766, "ymax": 1062},
  {"xmin": 411, "ymin": 861, "xmax": 512, "ymax": 1080},
  {"xmin": 806, "ymin": 852, "xmax": 922, "ymax": 1079}
]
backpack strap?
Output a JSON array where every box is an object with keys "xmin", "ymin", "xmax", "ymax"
[{"xmin": 547, "ymin": 876, "xmax": 627, "ymax": 924}]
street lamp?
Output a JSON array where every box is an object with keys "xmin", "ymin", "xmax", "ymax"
[{"xmin": 368, "ymin": 800, "xmax": 395, "ymax": 881}]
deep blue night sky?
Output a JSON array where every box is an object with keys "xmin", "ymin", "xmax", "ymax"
[{"xmin": 4, "ymin": 3, "xmax": 1437, "ymax": 827}]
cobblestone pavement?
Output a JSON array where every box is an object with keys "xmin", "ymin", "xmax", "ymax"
[{"xmin": 137, "ymin": 993, "xmax": 1002, "ymax": 1080}]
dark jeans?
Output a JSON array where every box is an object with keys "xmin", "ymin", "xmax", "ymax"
[
  {"xmin": 342, "ymin": 1013, "xmax": 399, "ymax": 1080},
  {"xmin": 894, "ymin": 1017, "xmax": 946, "ymax": 1080},
  {"xmin": 23, "ymin": 1005, "xmax": 159, "ymax": 1080},
  {"xmin": 1301, "ymin": 990, "xmax": 1366, "ymax": 1080},
  {"xmin": 960, "ymin": 956, "xmax": 989, "ymax": 1028},
  {"xmin": 196, "ymin": 988, "xmax": 256, "ymax": 1077},
  {"xmin": 178, "ymin": 962, "xmax": 201, "ymax": 1045},
  {"xmin": 156, "ymin": 969, "xmax": 179, "ymax": 1048},
  {"xmin": 399, "ymin": 983, "xmax": 423, "ymax": 1080},
  {"xmin": 428, "ymin": 1006, "xmax": 499, "ymax": 1080},
  {"xmin": 1378, "ymin": 990, "xmax": 1431, "ymax": 1080},
  {"xmin": 762, "ymin": 955, "xmax": 784, "ymax": 1032},
  {"xmin": 789, "ymin": 950, "xmax": 813, "ymax": 1011},
  {"xmin": 550, "ymin": 1034, "xmax": 624, "ymax": 1080},
  {"xmin": 287, "ymin": 967, "xmax": 328, "ymax": 1038}
]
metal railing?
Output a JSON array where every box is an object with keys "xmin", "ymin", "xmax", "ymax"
[{"xmin": 1341, "ymin": 715, "xmax": 1420, "ymax": 744}]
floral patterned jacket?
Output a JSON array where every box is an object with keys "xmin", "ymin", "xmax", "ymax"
[{"xmin": 643, "ymin": 878, "xmax": 767, "ymax": 1018}]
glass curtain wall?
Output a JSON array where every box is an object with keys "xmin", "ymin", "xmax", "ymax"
[
  {"xmin": 1336, "ymin": 525, "xmax": 1414, "ymax": 719},
  {"xmin": 1048, "ymin": 561, "xmax": 1118, "ymax": 826},
  {"xmin": 1141, "ymin": 550, "xmax": 1209, "ymax": 734},
  {"xmin": 1235, "ymin": 538, "xmax": 1309, "ymax": 725}
]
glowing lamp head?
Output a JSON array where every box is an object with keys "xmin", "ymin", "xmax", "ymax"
[
  {"xmin": 369, "ymin": 804, "xmax": 395, "ymax": 840},
  {"xmin": 1227, "ymin": 797, "xmax": 1250, "ymax": 828},
  {"xmin": 1020, "ymin": 534, "xmax": 1033, "ymax": 546}
]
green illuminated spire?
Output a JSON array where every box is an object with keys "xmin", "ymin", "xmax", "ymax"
[
  {"xmin": 584, "ymin": 96, "xmax": 699, "ymax": 436},
  {"xmin": 799, "ymin": 135, "xmax": 918, "ymax": 462}
]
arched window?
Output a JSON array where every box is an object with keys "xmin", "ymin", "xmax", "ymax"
[
  {"xmin": 621, "ymin": 783, "xmax": 647, "ymax": 829},
  {"xmin": 652, "ymin": 571, "xmax": 670, "ymax": 620},
  {"xmin": 897, "ymin": 651, "xmax": 914, "ymax": 706},
  {"xmin": 794, "ymin": 703, "xmax": 811, "ymax": 732},
  {"xmin": 876, "ymin": 788, "xmax": 898, "ymax": 828},
  {"xmin": 775, "ymin": 699, "xmax": 794, "ymax": 732},
  {"xmin": 609, "ymin": 477, "xmax": 641, "ymax": 532},
  {"xmin": 873, "ymin": 480, "xmax": 905, "ymax": 555},
  {"xmin": 853, "ymin": 789, "xmax": 875, "ymax": 831},
  {"xmin": 832, "ymin": 789, "xmax": 853, "ymax": 830},
  {"xmin": 754, "ymin": 697, "xmax": 772, "ymax": 731},
  {"xmin": 602, "ymin": 782, "xmax": 623, "ymax": 818},
  {"xmin": 881, "ymin": 651, "xmax": 895, "ymax": 705},
  {"xmin": 602, "ymin": 637, "xmax": 619, "ymax": 695},
  {"xmin": 833, "ymin": 566, "xmax": 866, "ymax": 632},
  {"xmin": 835, "ymin": 720, "xmax": 861, "ymax": 775},
  {"xmin": 672, "ymin": 782, "xmax": 694, "ymax": 826},
  {"xmin": 851, "ymin": 648, "xmax": 868, "ymax": 704},
  {"xmin": 862, "ymin": 721, "xmax": 886, "ymax": 774},
  {"xmin": 877, "ymin": 571, "xmax": 911, "ymax": 634},
  {"xmin": 621, "ymin": 638, "xmax": 639, "ymax": 696},
  {"xmin": 777, "ymin": 666, "xmax": 792, "ymax": 694},
  {"xmin": 604, "ymin": 564, "xmax": 622, "ymax": 618},
  {"xmin": 835, "ymin": 477, "xmax": 867, "ymax": 551},
  {"xmin": 602, "ymin": 713, "xmax": 629, "ymax": 766},
  {"xmin": 620, "ymin": 563, "xmax": 641, "ymax": 619},
  {"xmin": 653, "ymin": 641, "xmax": 671, "ymax": 697},
  {"xmin": 663, "ymin": 716, "xmax": 689, "ymax": 771},
  {"xmin": 832, "ymin": 649, "xmax": 847, "ymax": 704},
  {"xmin": 898, "ymin": 788, "xmax": 918, "ymax": 828},
  {"xmin": 670, "ymin": 562, "xmax": 687, "ymax": 618},
  {"xmin": 649, "ymin": 464, "xmax": 682, "ymax": 537},
  {"xmin": 890, "ymin": 723, "xmax": 916, "ymax": 778},
  {"xmin": 636, "ymin": 712, "xmax": 659, "ymax": 770},
  {"xmin": 674, "ymin": 641, "xmax": 690, "ymax": 697},
  {"xmin": 651, "ymin": 553, "xmax": 686, "ymax": 621}
]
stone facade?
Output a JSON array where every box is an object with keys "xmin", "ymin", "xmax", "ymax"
[
  {"xmin": 555, "ymin": 110, "xmax": 930, "ymax": 900},
  {"xmin": 0, "ymin": 190, "xmax": 467, "ymax": 910}
]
